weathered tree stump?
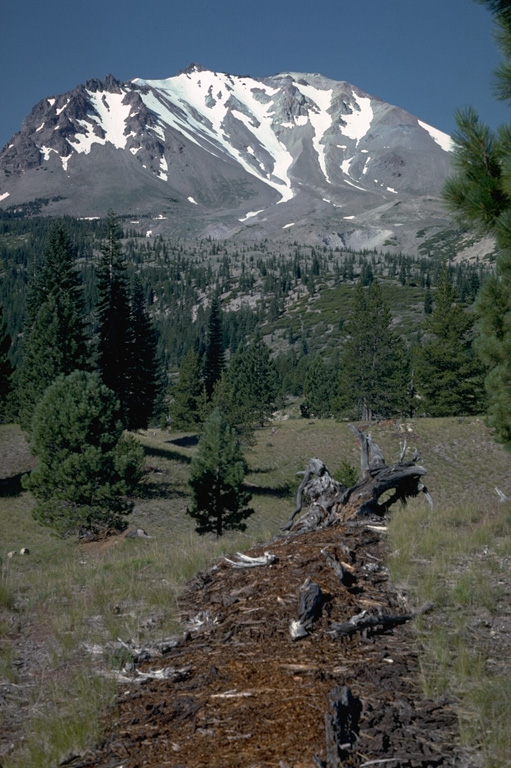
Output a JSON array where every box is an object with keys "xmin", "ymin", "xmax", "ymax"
[
  {"xmin": 281, "ymin": 424, "xmax": 431, "ymax": 532},
  {"xmin": 289, "ymin": 580, "xmax": 325, "ymax": 640}
]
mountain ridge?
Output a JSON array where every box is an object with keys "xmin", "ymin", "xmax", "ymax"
[{"xmin": 0, "ymin": 66, "xmax": 455, "ymax": 254}]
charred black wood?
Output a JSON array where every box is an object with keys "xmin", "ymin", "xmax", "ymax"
[
  {"xmin": 330, "ymin": 611, "xmax": 413, "ymax": 638},
  {"xmin": 324, "ymin": 685, "xmax": 362, "ymax": 767}
]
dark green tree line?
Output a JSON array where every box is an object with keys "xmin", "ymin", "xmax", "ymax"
[
  {"xmin": 127, "ymin": 277, "xmax": 160, "ymax": 429},
  {"xmin": 215, "ymin": 335, "xmax": 279, "ymax": 433},
  {"xmin": 170, "ymin": 346, "xmax": 206, "ymax": 430},
  {"xmin": 301, "ymin": 355, "xmax": 338, "ymax": 418}
]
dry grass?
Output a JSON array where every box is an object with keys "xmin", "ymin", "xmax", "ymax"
[
  {"xmin": 2, "ymin": 413, "xmax": 511, "ymax": 766},
  {"xmin": 388, "ymin": 495, "xmax": 511, "ymax": 765}
]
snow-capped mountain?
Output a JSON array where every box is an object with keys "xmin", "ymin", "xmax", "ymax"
[{"xmin": 0, "ymin": 65, "xmax": 453, "ymax": 252}]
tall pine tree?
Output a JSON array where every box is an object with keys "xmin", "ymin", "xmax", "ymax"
[
  {"xmin": 413, "ymin": 266, "xmax": 486, "ymax": 416},
  {"xmin": 334, "ymin": 281, "xmax": 411, "ymax": 420},
  {"xmin": 127, "ymin": 277, "xmax": 160, "ymax": 429},
  {"xmin": 95, "ymin": 214, "xmax": 160, "ymax": 430},
  {"xmin": 203, "ymin": 296, "xmax": 225, "ymax": 400},
  {"xmin": 442, "ymin": 1, "xmax": 511, "ymax": 445},
  {"xmin": 187, "ymin": 407, "xmax": 253, "ymax": 537},
  {"xmin": 170, "ymin": 346, "xmax": 206, "ymax": 430},
  {"xmin": 16, "ymin": 222, "xmax": 89, "ymax": 431},
  {"xmin": 95, "ymin": 211, "xmax": 133, "ymax": 426},
  {"xmin": 0, "ymin": 305, "xmax": 13, "ymax": 422}
]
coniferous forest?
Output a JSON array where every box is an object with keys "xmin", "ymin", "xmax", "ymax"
[
  {"xmin": 0, "ymin": 205, "xmax": 494, "ymax": 535},
  {"xmin": 0, "ymin": 208, "xmax": 489, "ymax": 412}
]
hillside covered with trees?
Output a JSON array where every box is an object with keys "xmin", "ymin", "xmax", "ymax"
[{"xmin": 0, "ymin": 208, "xmax": 490, "ymax": 416}]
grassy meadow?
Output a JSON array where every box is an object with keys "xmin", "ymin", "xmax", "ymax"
[{"xmin": 1, "ymin": 410, "xmax": 511, "ymax": 766}]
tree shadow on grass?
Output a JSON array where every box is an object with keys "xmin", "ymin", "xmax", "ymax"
[
  {"xmin": 166, "ymin": 435, "xmax": 199, "ymax": 448},
  {"xmin": 138, "ymin": 481, "xmax": 189, "ymax": 500},
  {"xmin": 0, "ymin": 472, "xmax": 25, "ymax": 497},
  {"xmin": 243, "ymin": 482, "xmax": 291, "ymax": 498},
  {"xmin": 143, "ymin": 445, "xmax": 192, "ymax": 464}
]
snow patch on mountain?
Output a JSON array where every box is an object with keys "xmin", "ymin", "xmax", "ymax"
[
  {"xmin": 134, "ymin": 70, "xmax": 295, "ymax": 201},
  {"xmin": 342, "ymin": 93, "xmax": 373, "ymax": 144},
  {"xmin": 341, "ymin": 157, "xmax": 354, "ymax": 175},
  {"xmin": 158, "ymin": 155, "xmax": 168, "ymax": 180},
  {"xmin": 56, "ymin": 99, "xmax": 70, "ymax": 116},
  {"xmin": 70, "ymin": 92, "xmax": 132, "ymax": 154},
  {"xmin": 238, "ymin": 208, "xmax": 265, "ymax": 222},
  {"xmin": 418, "ymin": 120, "xmax": 452, "ymax": 152},
  {"xmin": 344, "ymin": 178, "xmax": 368, "ymax": 192},
  {"xmin": 295, "ymin": 82, "xmax": 333, "ymax": 181}
]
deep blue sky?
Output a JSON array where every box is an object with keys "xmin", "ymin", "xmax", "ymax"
[{"xmin": 1, "ymin": 0, "xmax": 510, "ymax": 151}]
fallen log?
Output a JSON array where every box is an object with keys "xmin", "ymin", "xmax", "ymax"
[
  {"xmin": 330, "ymin": 610, "xmax": 413, "ymax": 638},
  {"xmin": 281, "ymin": 424, "xmax": 431, "ymax": 532}
]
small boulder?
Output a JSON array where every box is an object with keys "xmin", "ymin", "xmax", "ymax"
[{"xmin": 125, "ymin": 527, "xmax": 151, "ymax": 539}]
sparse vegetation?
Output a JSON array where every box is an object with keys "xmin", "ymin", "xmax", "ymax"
[
  {"xmin": 2, "ymin": 415, "xmax": 511, "ymax": 766},
  {"xmin": 388, "ymin": 497, "xmax": 511, "ymax": 763}
]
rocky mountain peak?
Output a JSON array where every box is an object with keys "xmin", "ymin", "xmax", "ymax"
[{"xmin": 0, "ymin": 66, "xmax": 453, "ymax": 255}]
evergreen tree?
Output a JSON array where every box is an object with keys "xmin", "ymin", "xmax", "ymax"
[
  {"xmin": 424, "ymin": 289, "xmax": 433, "ymax": 315},
  {"xmin": 203, "ymin": 296, "xmax": 225, "ymax": 399},
  {"xmin": 95, "ymin": 211, "xmax": 133, "ymax": 426},
  {"xmin": 215, "ymin": 335, "xmax": 279, "ymax": 431},
  {"xmin": 334, "ymin": 282, "xmax": 411, "ymax": 420},
  {"xmin": 126, "ymin": 277, "xmax": 160, "ymax": 429},
  {"xmin": 16, "ymin": 222, "xmax": 89, "ymax": 431},
  {"xmin": 0, "ymin": 306, "xmax": 13, "ymax": 421},
  {"xmin": 170, "ymin": 347, "xmax": 206, "ymax": 430},
  {"xmin": 414, "ymin": 267, "xmax": 486, "ymax": 416},
  {"xmin": 300, "ymin": 355, "xmax": 337, "ymax": 418},
  {"xmin": 24, "ymin": 371, "xmax": 144, "ymax": 537},
  {"xmin": 442, "ymin": 2, "xmax": 511, "ymax": 445},
  {"xmin": 187, "ymin": 407, "xmax": 253, "ymax": 536}
]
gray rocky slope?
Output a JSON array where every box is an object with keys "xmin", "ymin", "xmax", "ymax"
[{"xmin": 0, "ymin": 64, "xmax": 455, "ymax": 253}]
